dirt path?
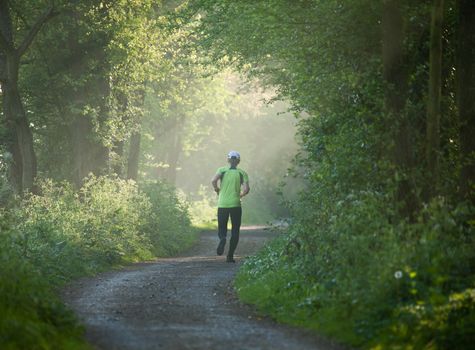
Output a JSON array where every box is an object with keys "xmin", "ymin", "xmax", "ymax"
[{"xmin": 63, "ymin": 227, "xmax": 345, "ymax": 350}]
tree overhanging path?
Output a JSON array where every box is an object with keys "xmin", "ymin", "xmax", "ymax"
[{"xmin": 63, "ymin": 228, "xmax": 344, "ymax": 350}]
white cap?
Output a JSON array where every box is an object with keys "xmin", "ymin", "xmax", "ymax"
[{"xmin": 227, "ymin": 150, "xmax": 240, "ymax": 159}]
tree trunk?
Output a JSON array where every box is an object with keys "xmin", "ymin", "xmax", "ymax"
[
  {"xmin": 456, "ymin": 0, "xmax": 475, "ymax": 203},
  {"xmin": 2, "ymin": 55, "xmax": 37, "ymax": 193},
  {"xmin": 382, "ymin": 0, "xmax": 417, "ymax": 218},
  {"xmin": 425, "ymin": 0, "xmax": 444, "ymax": 200},
  {"xmin": 110, "ymin": 92, "xmax": 129, "ymax": 177},
  {"xmin": 166, "ymin": 131, "xmax": 182, "ymax": 186},
  {"xmin": 111, "ymin": 140, "xmax": 124, "ymax": 177},
  {"xmin": 0, "ymin": 1, "xmax": 55, "ymax": 193},
  {"xmin": 70, "ymin": 116, "xmax": 109, "ymax": 188},
  {"xmin": 126, "ymin": 87, "xmax": 146, "ymax": 181},
  {"xmin": 127, "ymin": 131, "xmax": 141, "ymax": 181}
]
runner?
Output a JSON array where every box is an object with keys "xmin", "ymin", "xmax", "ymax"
[{"xmin": 211, "ymin": 151, "xmax": 250, "ymax": 262}]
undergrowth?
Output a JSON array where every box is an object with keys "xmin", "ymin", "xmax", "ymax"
[
  {"xmin": 235, "ymin": 195, "xmax": 475, "ymax": 349},
  {"xmin": 0, "ymin": 176, "xmax": 195, "ymax": 349}
]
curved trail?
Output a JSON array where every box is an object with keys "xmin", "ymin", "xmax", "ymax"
[{"xmin": 63, "ymin": 227, "xmax": 345, "ymax": 350}]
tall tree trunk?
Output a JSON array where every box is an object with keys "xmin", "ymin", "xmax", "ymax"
[
  {"xmin": 70, "ymin": 116, "xmax": 109, "ymax": 188},
  {"xmin": 425, "ymin": 0, "xmax": 444, "ymax": 200},
  {"xmin": 382, "ymin": 0, "xmax": 417, "ymax": 218},
  {"xmin": 2, "ymin": 55, "xmax": 37, "ymax": 193},
  {"xmin": 110, "ymin": 92, "xmax": 129, "ymax": 177},
  {"xmin": 456, "ymin": 0, "xmax": 475, "ymax": 204},
  {"xmin": 126, "ymin": 88, "xmax": 146, "ymax": 181},
  {"xmin": 111, "ymin": 140, "xmax": 124, "ymax": 177},
  {"xmin": 166, "ymin": 131, "xmax": 182, "ymax": 186},
  {"xmin": 127, "ymin": 131, "xmax": 141, "ymax": 181},
  {"xmin": 0, "ymin": 1, "xmax": 55, "ymax": 193},
  {"xmin": 66, "ymin": 14, "xmax": 110, "ymax": 188}
]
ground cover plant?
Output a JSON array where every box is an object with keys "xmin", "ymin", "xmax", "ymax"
[{"xmin": 236, "ymin": 198, "xmax": 475, "ymax": 348}]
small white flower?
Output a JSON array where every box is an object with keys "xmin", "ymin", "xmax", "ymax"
[{"xmin": 394, "ymin": 271, "xmax": 403, "ymax": 279}]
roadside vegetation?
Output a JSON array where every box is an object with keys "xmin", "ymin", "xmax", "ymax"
[
  {"xmin": 180, "ymin": 1, "xmax": 475, "ymax": 348},
  {"xmin": 0, "ymin": 176, "xmax": 194, "ymax": 348}
]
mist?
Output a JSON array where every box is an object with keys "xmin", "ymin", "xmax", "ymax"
[{"xmin": 141, "ymin": 72, "xmax": 301, "ymax": 224}]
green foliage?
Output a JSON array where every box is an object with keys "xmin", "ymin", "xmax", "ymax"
[
  {"xmin": 0, "ymin": 150, "xmax": 13, "ymax": 206},
  {"xmin": 236, "ymin": 198, "xmax": 475, "ymax": 349},
  {"xmin": 183, "ymin": 1, "xmax": 475, "ymax": 348},
  {"xmin": 0, "ymin": 235, "xmax": 88, "ymax": 349},
  {"xmin": 141, "ymin": 180, "xmax": 196, "ymax": 256},
  {"xmin": 14, "ymin": 177, "xmax": 153, "ymax": 282},
  {"xmin": 185, "ymin": 185, "xmax": 218, "ymax": 228},
  {"xmin": 0, "ymin": 176, "xmax": 194, "ymax": 348},
  {"xmin": 1, "ymin": 0, "xmax": 473, "ymax": 349}
]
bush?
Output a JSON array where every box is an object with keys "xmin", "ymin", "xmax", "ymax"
[
  {"xmin": 0, "ymin": 232, "xmax": 88, "ymax": 349},
  {"xmin": 141, "ymin": 180, "xmax": 196, "ymax": 256},
  {"xmin": 0, "ymin": 176, "xmax": 195, "ymax": 348},
  {"xmin": 236, "ymin": 194, "xmax": 475, "ymax": 349},
  {"xmin": 13, "ymin": 177, "xmax": 154, "ymax": 282}
]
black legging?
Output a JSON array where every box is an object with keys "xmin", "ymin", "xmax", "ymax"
[{"xmin": 217, "ymin": 207, "xmax": 242, "ymax": 257}]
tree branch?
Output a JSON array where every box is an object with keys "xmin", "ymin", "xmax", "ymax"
[{"xmin": 17, "ymin": 5, "xmax": 58, "ymax": 57}]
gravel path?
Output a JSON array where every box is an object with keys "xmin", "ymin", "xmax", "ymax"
[{"xmin": 63, "ymin": 227, "xmax": 346, "ymax": 350}]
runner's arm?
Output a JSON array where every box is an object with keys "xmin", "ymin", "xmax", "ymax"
[
  {"xmin": 240, "ymin": 182, "xmax": 250, "ymax": 198},
  {"xmin": 211, "ymin": 174, "xmax": 221, "ymax": 194}
]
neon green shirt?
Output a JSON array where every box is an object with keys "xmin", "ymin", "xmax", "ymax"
[{"xmin": 216, "ymin": 166, "xmax": 249, "ymax": 208}]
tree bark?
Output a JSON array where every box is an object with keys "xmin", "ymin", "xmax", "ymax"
[
  {"xmin": 382, "ymin": 0, "xmax": 417, "ymax": 218},
  {"xmin": 425, "ymin": 0, "xmax": 444, "ymax": 200},
  {"xmin": 127, "ymin": 131, "xmax": 141, "ymax": 181},
  {"xmin": 456, "ymin": 0, "xmax": 475, "ymax": 204}
]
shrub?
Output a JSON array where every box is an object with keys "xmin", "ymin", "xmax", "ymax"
[
  {"xmin": 13, "ymin": 176, "xmax": 154, "ymax": 282},
  {"xmin": 236, "ymin": 194, "xmax": 475, "ymax": 349},
  {"xmin": 0, "ymin": 233, "xmax": 87, "ymax": 349},
  {"xmin": 0, "ymin": 175, "xmax": 195, "ymax": 348},
  {"xmin": 141, "ymin": 180, "xmax": 196, "ymax": 256}
]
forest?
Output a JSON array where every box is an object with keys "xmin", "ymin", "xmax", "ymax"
[{"xmin": 1, "ymin": 0, "xmax": 474, "ymax": 349}]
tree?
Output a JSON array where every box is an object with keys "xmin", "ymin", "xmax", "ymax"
[
  {"xmin": 19, "ymin": 0, "xmax": 164, "ymax": 186},
  {"xmin": 381, "ymin": 0, "xmax": 422, "ymax": 218},
  {"xmin": 127, "ymin": 131, "xmax": 142, "ymax": 180},
  {"xmin": 425, "ymin": 0, "xmax": 444, "ymax": 199},
  {"xmin": 0, "ymin": 0, "xmax": 56, "ymax": 193},
  {"xmin": 456, "ymin": 0, "xmax": 475, "ymax": 203}
]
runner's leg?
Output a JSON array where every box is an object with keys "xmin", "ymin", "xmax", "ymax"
[
  {"xmin": 228, "ymin": 207, "xmax": 242, "ymax": 259},
  {"xmin": 217, "ymin": 208, "xmax": 229, "ymax": 255},
  {"xmin": 217, "ymin": 208, "xmax": 230, "ymax": 240}
]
